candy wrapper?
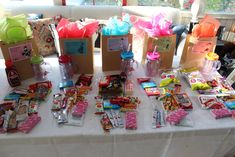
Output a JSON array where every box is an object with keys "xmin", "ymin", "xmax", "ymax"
[
  {"xmin": 198, "ymin": 95, "xmax": 224, "ymax": 109},
  {"xmin": 166, "ymin": 108, "xmax": 188, "ymax": 125},
  {"xmin": 125, "ymin": 111, "xmax": 137, "ymax": 130},
  {"xmin": 160, "ymin": 71, "xmax": 180, "ymax": 87},
  {"xmin": 162, "ymin": 95, "xmax": 181, "ymax": 111},
  {"xmin": 182, "ymin": 71, "xmax": 211, "ymax": 91},
  {"xmin": 106, "ymin": 110, "xmax": 124, "ymax": 128},
  {"xmin": 173, "ymin": 93, "xmax": 193, "ymax": 110},
  {"xmin": 152, "ymin": 108, "xmax": 165, "ymax": 129},
  {"xmin": 100, "ymin": 113, "xmax": 113, "ymax": 132},
  {"xmin": 211, "ymin": 108, "xmax": 232, "ymax": 119},
  {"xmin": 18, "ymin": 114, "xmax": 41, "ymax": 134}
]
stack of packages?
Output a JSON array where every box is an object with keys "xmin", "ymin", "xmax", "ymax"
[
  {"xmin": 0, "ymin": 81, "xmax": 52, "ymax": 134},
  {"xmin": 95, "ymin": 74, "xmax": 140, "ymax": 133},
  {"xmin": 51, "ymin": 74, "xmax": 92, "ymax": 127}
]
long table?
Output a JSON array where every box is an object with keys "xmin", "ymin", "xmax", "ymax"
[{"xmin": 0, "ymin": 57, "xmax": 235, "ymax": 157}]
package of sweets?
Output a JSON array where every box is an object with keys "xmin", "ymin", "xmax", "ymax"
[
  {"xmin": 224, "ymin": 101, "xmax": 235, "ymax": 110},
  {"xmin": 162, "ymin": 96, "xmax": 181, "ymax": 111},
  {"xmin": 160, "ymin": 71, "xmax": 180, "ymax": 87},
  {"xmin": 106, "ymin": 110, "xmax": 124, "ymax": 128},
  {"xmin": 198, "ymin": 95, "xmax": 224, "ymax": 109},
  {"xmin": 166, "ymin": 108, "xmax": 188, "ymax": 125},
  {"xmin": 18, "ymin": 114, "xmax": 41, "ymax": 133},
  {"xmin": 183, "ymin": 71, "xmax": 211, "ymax": 91},
  {"xmin": 152, "ymin": 108, "xmax": 165, "ymax": 128},
  {"xmin": 125, "ymin": 111, "xmax": 137, "ymax": 130},
  {"xmin": 100, "ymin": 113, "xmax": 113, "ymax": 132},
  {"xmin": 124, "ymin": 80, "xmax": 134, "ymax": 96},
  {"xmin": 173, "ymin": 93, "xmax": 193, "ymax": 110},
  {"xmin": 211, "ymin": 108, "xmax": 232, "ymax": 119}
]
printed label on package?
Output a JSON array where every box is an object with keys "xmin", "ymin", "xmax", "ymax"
[
  {"xmin": 153, "ymin": 36, "xmax": 172, "ymax": 52},
  {"xmin": 64, "ymin": 40, "xmax": 87, "ymax": 55},
  {"xmin": 107, "ymin": 37, "xmax": 128, "ymax": 52},
  {"xmin": 8, "ymin": 43, "xmax": 32, "ymax": 62}
]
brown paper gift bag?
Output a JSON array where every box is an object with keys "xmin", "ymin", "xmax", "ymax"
[
  {"xmin": 0, "ymin": 38, "xmax": 38, "ymax": 80},
  {"xmin": 180, "ymin": 35, "xmax": 217, "ymax": 69},
  {"xmin": 101, "ymin": 34, "xmax": 133, "ymax": 71},
  {"xmin": 60, "ymin": 37, "xmax": 94, "ymax": 74},
  {"xmin": 142, "ymin": 33, "xmax": 176, "ymax": 69}
]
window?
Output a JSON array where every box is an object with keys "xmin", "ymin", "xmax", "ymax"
[
  {"xmin": 66, "ymin": 0, "xmax": 122, "ymax": 5},
  {"xmin": 0, "ymin": 0, "xmax": 53, "ymax": 6},
  {"xmin": 205, "ymin": 0, "xmax": 235, "ymax": 12}
]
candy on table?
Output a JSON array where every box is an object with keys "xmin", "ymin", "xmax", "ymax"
[
  {"xmin": 137, "ymin": 78, "xmax": 151, "ymax": 84},
  {"xmin": 174, "ymin": 84, "xmax": 182, "ymax": 94},
  {"xmin": 173, "ymin": 93, "xmax": 193, "ymax": 110},
  {"xmin": 28, "ymin": 100, "xmax": 39, "ymax": 115},
  {"xmin": 105, "ymin": 110, "xmax": 124, "ymax": 128},
  {"xmin": 76, "ymin": 74, "xmax": 93, "ymax": 86},
  {"xmin": 162, "ymin": 96, "xmax": 180, "ymax": 111},
  {"xmin": 230, "ymin": 110, "xmax": 235, "ymax": 118},
  {"xmin": 125, "ymin": 111, "xmax": 137, "ymax": 130},
  {"xmin": 95, "ymin": 96, "xmax": 104, "ymax": 114},
  {"xmin": 152, "ymin": 109, "xmax": 165, "ymax": 129},
  {"xmin": 159, "ymin": 71, "xmax": 180, "ymax": 87},
  {"xmin": 166, "ymin": 108, "xmax": 188, "ymax": 125},
  {"xmin": 224, "ymin": 101, "xmax": 235, "ymax": 110},
  {"xmin": 18, "ymin": 114, "xmax": 41, "ymax": 133},
  {"xmin": 71, "ymin": 101, "xmax": 88, "ymax": 118},
  {"xmin": 198, "ymin": 95, "xmax": 224, "ymax": 109},
  {"xmin": 100, "ymin": 113, "xmax": 113, "ymax": 132},
  {"xmin": 124, "ymin": 80, "xmax": 134, "ymax": 95},
  {"xmin": 145, "ymin": 87, "xmax": 161, "ymax": 96},
  {"xmin": 211, "ymin": 108, "xmax": 232, "ymax": 119}
]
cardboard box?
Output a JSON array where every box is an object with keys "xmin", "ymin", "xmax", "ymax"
[
  {"xmin": 60, "ymin": 37, "xmax": 94, "ymax": 74},
  {"xmin": 142, "ymin": 33, "xmax": 176, "ymax": 69},
  {"xmin": 0, "ymin": 38, "xmax": 38, "ymax": 80},
  {"xmin": 101, "ymin": 34, "xmax": 133, "ymax": 71},
  {"xmin": 180, "ymin": 35, "xmax": 217, "ymax": 69}
]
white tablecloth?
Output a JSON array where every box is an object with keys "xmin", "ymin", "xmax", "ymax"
[{"xmin": 0, "ymin": 55, "xmax": 235, "ymax": 157}]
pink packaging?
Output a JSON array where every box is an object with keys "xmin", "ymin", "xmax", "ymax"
[
  {"xmin": 166, "ymin": 109, "xmax": 188, "ymax": 125},
  {"xmin": 125, "ymin": 111, "xmax": 137, "ymax": 130},
  {"xmin": 18, "ymin": 114, "xmax": 41, "ymax": 133},
  {"xmin": 211, "ymin": 108, "xmax": 232, "ymax": 119}
]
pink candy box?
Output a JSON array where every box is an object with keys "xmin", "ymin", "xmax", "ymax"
[
  {"xmin": 18, "ymin": 114, "xmax": 41, "ymax": 134},
  {"xmin": 211, "ymin": 108, "xmax": 232, "ymax": 119},
  {"xmin": 125, "ymin": 111, "xmax": 137, "ymax": 130},
  {"xmin": 72, "ymin": 101, "xmax": 88, "ymax": 118},
  {"xmin": 166, "ymin": 109, "xmax": 188, "ymax": 125}
]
